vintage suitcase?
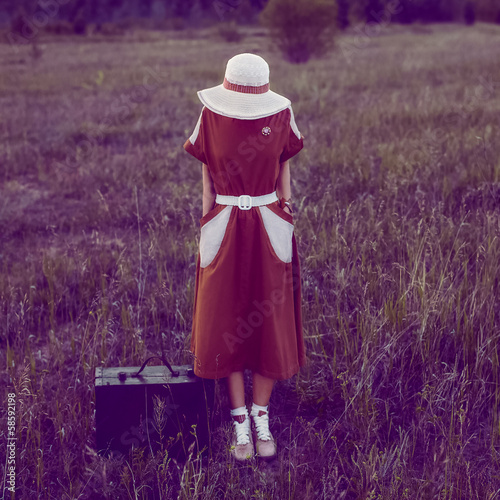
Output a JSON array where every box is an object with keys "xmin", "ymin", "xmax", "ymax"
[{"xmin": 95, "ymin": 356, "xmax": 215, "ymax": 460}]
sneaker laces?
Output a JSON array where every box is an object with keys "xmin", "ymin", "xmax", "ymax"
[
  {"xmin": 252, "ymin": 411, "xmax": 272, "ymax": 441},
  {"xmin": 233, "ymin": 415, "xmax": 250, "ymax": 445}
]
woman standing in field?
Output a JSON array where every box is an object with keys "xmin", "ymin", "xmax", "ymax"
[{"xmin": 183, "ymin": 53, "xmax": 306, "ymax": 461}]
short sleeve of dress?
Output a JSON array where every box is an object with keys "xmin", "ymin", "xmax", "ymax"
[
  {"xmin": 183, "ymin": 107, "xmax": 207, "ymax": 164},
  {"xmin": 279, "ymin": 106, "xmax": 304, "ymax": 164}
]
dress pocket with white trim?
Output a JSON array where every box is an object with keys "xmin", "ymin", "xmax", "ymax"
[
  {"xmin": 199, "ymin": 205, "xmax": 232, "ymax": 268},
  {"xmin": 258, "ymin": 205, "xmax": 294, "ymax": 263}
]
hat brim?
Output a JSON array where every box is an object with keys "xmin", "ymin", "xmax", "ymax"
[{"xmin": 197, "ymin": 84, "xmax": 291, "ymax": 120}]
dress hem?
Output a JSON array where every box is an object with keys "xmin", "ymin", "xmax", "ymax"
[{"xmin": 191, "ymin": 358, "xmax": 307, "ymax": 381}]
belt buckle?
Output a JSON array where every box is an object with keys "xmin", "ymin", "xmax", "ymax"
[{"xmin": 237, "ymin": 194, "xmax": 252, "ymax": 210}]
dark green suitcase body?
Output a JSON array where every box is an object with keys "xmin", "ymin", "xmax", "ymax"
[{"xmin": 94, "ymin": 357, "xmax": 215, "ymax": 460}]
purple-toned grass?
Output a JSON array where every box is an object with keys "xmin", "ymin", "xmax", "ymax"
[{"xmin": 0, "ymin": 22, "xmax": 499, "ymax": 499}]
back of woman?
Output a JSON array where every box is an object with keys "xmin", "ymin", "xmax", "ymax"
[{"xmin": 184, "ymin": 53, "xmax": 307, "ymax": 462}]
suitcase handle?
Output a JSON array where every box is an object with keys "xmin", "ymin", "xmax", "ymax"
[{"xmin": 131, "ymin": 355, "xmax": 180, "ymax": 378}]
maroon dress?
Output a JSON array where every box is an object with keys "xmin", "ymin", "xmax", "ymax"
[{"xmin": 183, "ymin": 105, "xmax": 307, "ymax": 380}]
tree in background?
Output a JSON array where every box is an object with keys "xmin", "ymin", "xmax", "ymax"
[
  {"xmin": 88, "ymin": 0, "xmax": 99, "ymax": 23},
  {"xmin": 337, "ymin": 0, "xmax": 350, "ymax": 30},
  {"xmin": 250, "ymin": 0, "xmax": 267, "ymax": 9},
  {"xmin": 10, "ymin": 6, "xmax": 28, "ymax": 37},
  {"xmin": 346, "ymin": 0, "xmax": 365, "ymax": 24},
  {"xmin": 139, "ymin": 0, "xmax": 153, "ymax": 17},
  {"xmin": 169, "ymin": 0, "xmax": 195, "ymax": 19},
  {"xmin": 464, "ymin": 1, "xmax": 476, "ymax": 24},
  {"xmin": 474, "ymin": 0, "xmax": 500, "ymax": 22},
  {"xmin": 347, "ymin": 0, "xmax": 402, "ymax": 24},
  {"xmin": 235, "ymin": 1, "xmax": 261, "ymax": 25},
  {"xmin": 417, "ymin": 0, "xmax": 445, "ymax": 22},
  {"xmin": 440, "ymin": 0, "xmax": 467, "ymax": 21},
  {"xmin": 260, "ymin": 0, "xmax": 337, "ymax": 63},
  {"xmin": 2, "ymin": 0, "xmax": 499, "ymax": 30},
  {"xmin": 392, "ymin": 0, "xmax": 420, "ymax": 23},
  {"xmin": 73, "ymin": 7, "xmax": 87, "ymax": 34},
  {"xmin": 365, "ymin": 0, "xmax": 383, "ymax": 23}
]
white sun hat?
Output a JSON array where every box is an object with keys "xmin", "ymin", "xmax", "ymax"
[{"xmin": 197, "ymin": 53, "xmax": 291, "ymax": 120}]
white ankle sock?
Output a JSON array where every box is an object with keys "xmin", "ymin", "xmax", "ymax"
[
  {"xmin": 230, "ymin": 406, "xmax": 248, "ymax": 419},
  {"xmin": 251, "ymin": 402, "xmax": 268, "ymax": 416}
]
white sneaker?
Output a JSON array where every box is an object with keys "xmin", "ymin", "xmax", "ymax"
[
  {"xmin": 251, "ymin": 409, "xmax": 276, "ymax": 460},
  {"xmin": 230, "ymin": 411, "xmax": 253, "ymax": 461}
]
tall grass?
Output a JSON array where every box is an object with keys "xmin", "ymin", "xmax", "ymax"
[{"xmin": 0, "ymin": 23, "xmax": 499, "ymax": 499}]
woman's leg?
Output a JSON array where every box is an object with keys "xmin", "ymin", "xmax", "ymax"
[
  {"xmin": 251, "ymin": 372, "xmax": 277, "ymax": 459},
  {"xmin": 227, "ymin": 371, "xmax": 253, "ymax": 460},
  {"xmin": 252, "ymin": 372, "xmax": 275, "ymax": 406},
  {"xmin": 227, "ymin": 371, "xmax": 245, "ymax": 409}
]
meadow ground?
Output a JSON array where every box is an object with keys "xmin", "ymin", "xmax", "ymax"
[{"xmin": 0, "ymin": 21, "xmax": 500, "ymax": 499}]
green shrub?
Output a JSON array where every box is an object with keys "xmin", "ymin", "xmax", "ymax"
[{"xmin": 260, "ymin": 0, "xmax": 337, "ymax": 63}]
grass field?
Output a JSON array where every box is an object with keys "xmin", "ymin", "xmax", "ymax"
[{"xmin": 1, "ymin": 21, "xmax": 500, "ymax": 499}]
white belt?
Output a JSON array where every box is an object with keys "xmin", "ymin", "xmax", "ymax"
[{"xmin": 215, "ymin": 191, "xmax": 278, "ymax": 210}]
